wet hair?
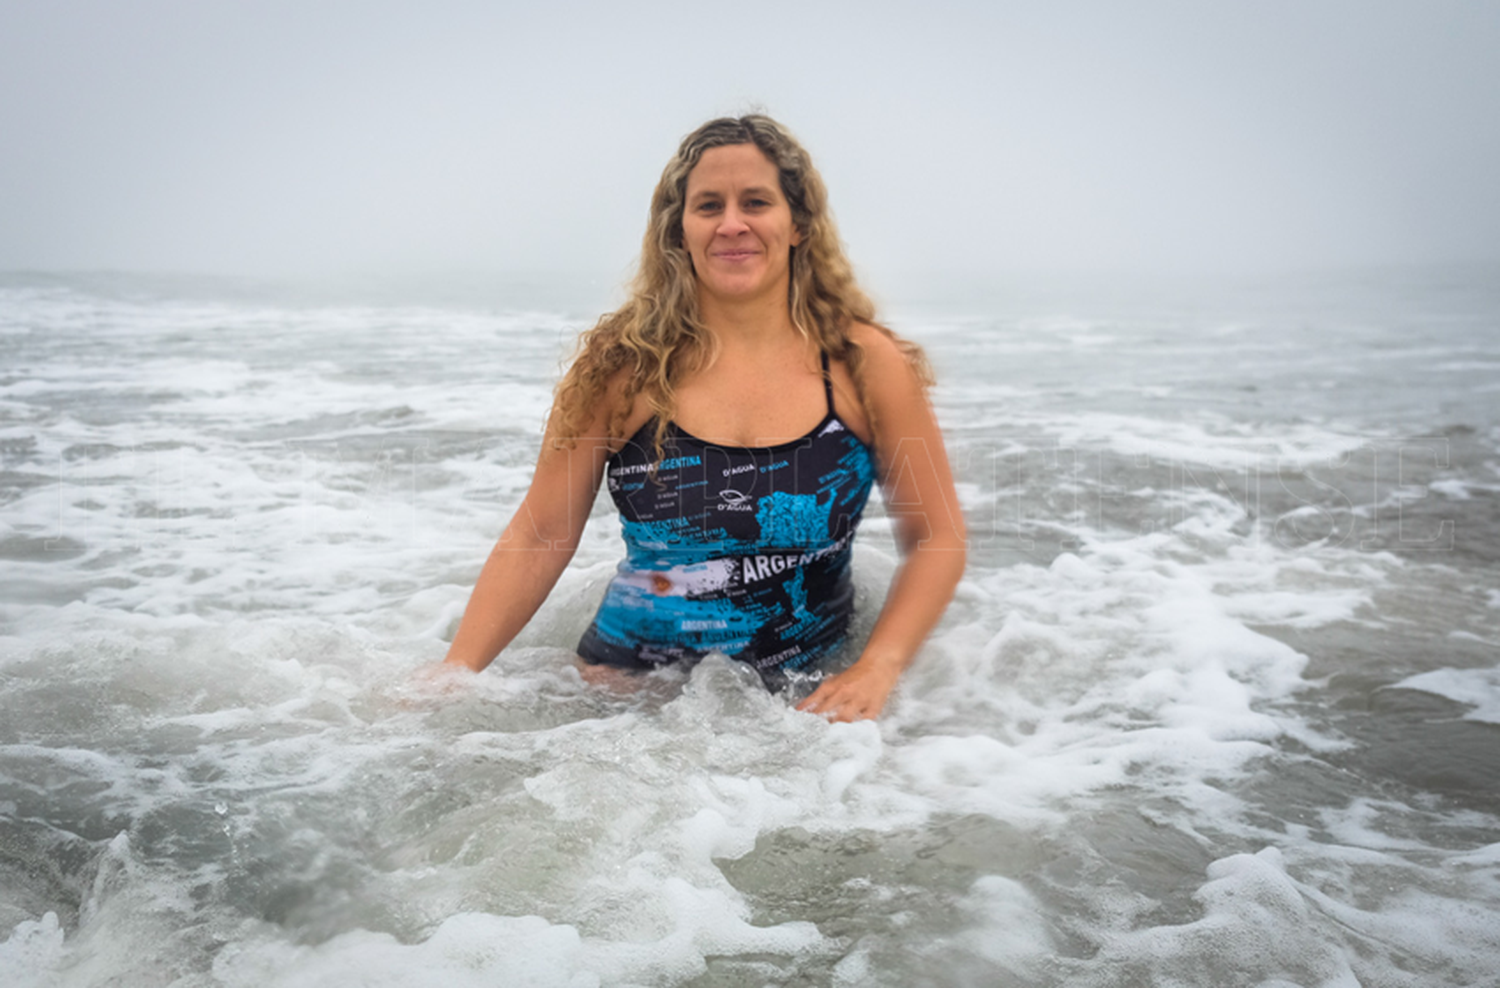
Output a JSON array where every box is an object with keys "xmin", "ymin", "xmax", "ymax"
[{"xmin": 551, "ymin": 114, "xmax": 931, "ymax": 455}]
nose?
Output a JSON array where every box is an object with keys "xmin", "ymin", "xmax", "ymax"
[{"xmin": 716, "ymin": 204, "xmax": 750, "ymax": 236}]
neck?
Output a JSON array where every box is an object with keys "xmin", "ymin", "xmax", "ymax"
[{"xmin": 697, "ymin": 283, "xmax": 798, "ymax": 348}]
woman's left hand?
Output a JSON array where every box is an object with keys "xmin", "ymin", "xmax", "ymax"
[{"xmin": 795, "ymin": 658, "xmax": 901, "ymax": 722}]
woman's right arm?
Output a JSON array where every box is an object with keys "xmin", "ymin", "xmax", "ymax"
[{"xmin": 440, "ymin": 409, "xmax": 617, "ymax": 673}]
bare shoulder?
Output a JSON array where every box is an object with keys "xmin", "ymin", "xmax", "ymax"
[
  {"xmin": 848, "ymin": 320, "xmax": 903, "ymax": 359},
  {"xmin": 546, "ymin": 362, "xmax": 650, "ymax": 453},
  {"xmin": 608, "ymin": 366, "xmax": 656, "ymax": 442},
  {"xmin": 589, "ymin": 364, "xmax": 656, "ymax": 452},
  {"xmin": 849, "ymin": 321, "xmax": 927, "ymax": 402}
]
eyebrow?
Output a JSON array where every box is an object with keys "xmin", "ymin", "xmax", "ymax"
[{"xmin": 687, "ymin": 185, "xmax": 780, "ymax": 203}]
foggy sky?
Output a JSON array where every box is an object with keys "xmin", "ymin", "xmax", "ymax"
[{"xmin": 2, "ymin": 0, "xmax": 1497, "ymax": 287}]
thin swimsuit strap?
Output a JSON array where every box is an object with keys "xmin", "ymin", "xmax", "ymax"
[{"xmin": 819, "ymin": 350, "xmax": 834, "ymax": 417}]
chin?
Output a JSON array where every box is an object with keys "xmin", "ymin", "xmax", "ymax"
[{"xmin": 702, "ymin": 280, "xmax": 764, "ymax": 301}]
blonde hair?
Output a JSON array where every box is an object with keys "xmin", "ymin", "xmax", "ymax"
[{"xmin": 552, "ymin": 114, "xmax": 931, "ymax": 455}]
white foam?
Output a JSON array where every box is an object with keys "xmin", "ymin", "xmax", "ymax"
[
  {"xmin": 1390, "ymin": 666, "xmax": 1500, "ymax": 723},
  {"xmin": 0, "ymin": 913, "xmax": 65, "ymax": 988},
  {"xmin": 1078, "ymin": 848, "xmax": 1367, "ymax": 985},
  {"xmin": 1312, "ymin": 798, "xmax": 1442, "ymax": 854},
  {"xmin": 1051, "ymin": 411, "xmax": 1373, "ymax": 471},
  {"xmin": 216, "ymin": 895, "xmax": 824, "ymax": 988}
]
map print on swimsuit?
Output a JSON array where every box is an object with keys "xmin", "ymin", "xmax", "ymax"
[{"xmin": 578, "ymin": 353, "xmax": 878, "ymax": 681}]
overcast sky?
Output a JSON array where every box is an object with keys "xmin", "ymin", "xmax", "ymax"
[{"xmin": 2, "ymin": 0, "xmax": 1497, "ymax": 288}]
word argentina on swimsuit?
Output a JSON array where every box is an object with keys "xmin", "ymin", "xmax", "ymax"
[
  {"xmin": 737, "ymin": 531, "xmax": 851, "ymax": 585},
  {"xmin": 611, "ymin": 455, "xmax": 704, "ymax": 477}
]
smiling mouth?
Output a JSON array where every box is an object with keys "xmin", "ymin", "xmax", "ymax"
[{"xmin": 713, "ymin": 250, "xmax": 759, "ymax": 261}]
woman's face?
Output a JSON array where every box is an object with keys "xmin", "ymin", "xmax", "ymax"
[{"xmin": 680, "ymin": 143, "xmax": 802, "ymax": 307}]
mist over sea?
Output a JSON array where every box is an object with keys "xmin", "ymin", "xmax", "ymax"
[{"xmin": 2, "ymin": 267, "xmax": 1498, "ymax": 986}]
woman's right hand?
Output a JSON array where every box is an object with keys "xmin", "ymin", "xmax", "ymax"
[{"xmin": 439, "ymin": 412, "xmax": 619, "ymax": 674}]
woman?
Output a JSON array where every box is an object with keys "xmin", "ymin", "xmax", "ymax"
[{"xmin": 441, "ymin": 115, "xmax": 965, "ymax": 722}]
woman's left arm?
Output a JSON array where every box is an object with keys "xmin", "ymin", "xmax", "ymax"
[{"xmin": 796, "ymin": 327, "xmax": 967, "ymax": 722}]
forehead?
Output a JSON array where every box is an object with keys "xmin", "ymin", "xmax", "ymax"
[{"xmin": 685, "ymin": 143, "xmax": 781, "ymax": 195}]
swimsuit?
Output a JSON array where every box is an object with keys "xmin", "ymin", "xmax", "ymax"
[{"xmin": 577, "ymin": 353, "xmax": 878, "ymax": 683}]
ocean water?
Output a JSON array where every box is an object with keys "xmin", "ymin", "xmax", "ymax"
[{"xmin": 1, "ymin": 268, "xmax": 1498, "ymax": 986}]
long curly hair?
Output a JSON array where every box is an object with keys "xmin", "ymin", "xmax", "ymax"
[{"xmin": 552, "ymin": 114, "xmax": 931, "ymax": 456}]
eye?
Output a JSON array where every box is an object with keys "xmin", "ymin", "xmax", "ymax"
[{"xmin": 694, "ymin": 199, "xmax": 723, "ymax": 214}]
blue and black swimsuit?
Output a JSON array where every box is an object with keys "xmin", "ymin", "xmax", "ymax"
[{"xmin": 578, "ymin": 353, "xmax": 878, "ymax": 683}]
